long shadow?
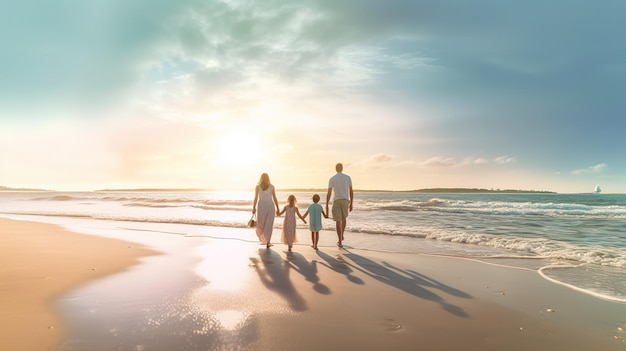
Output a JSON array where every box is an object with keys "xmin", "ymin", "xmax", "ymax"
[
  {"xmin": 316, "ymin": 250, "xmax": 365, "ymax": 285},
  {"xmin": 343, "ymin": 251, "xmax": 471, "ymax": 317},
  {"xmin": 284, "ymin": 251, "xmax": 331, "ymax": 294},
  {"xmin": 249, "ymin": 249, "xmax": 307, "ymax": 311},
  {"xmin": 384, "ymin": 261, "xmax": 472, "ymax": 299}
]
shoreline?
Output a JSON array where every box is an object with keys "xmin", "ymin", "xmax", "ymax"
[
  {"xmin": 0, "ymin": 218, "xmax": 157, "ymax": 350},
  {"xmin": 2, "ymin": 217, "xmax": 626, "ymax": 350}
]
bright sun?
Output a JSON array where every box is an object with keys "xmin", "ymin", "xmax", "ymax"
[{"xmin": 215, "ymin": 131, "xmax": 263, "ymax": 168}]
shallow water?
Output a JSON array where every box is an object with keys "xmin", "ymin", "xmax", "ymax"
[{"xmin": 2, "ymin": 190, "xmax": 625, "ymax": 302}]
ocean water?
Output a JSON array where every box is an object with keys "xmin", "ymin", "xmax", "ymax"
[{"xmin": 1, "ymin": 191, "xmax": 625, "ymax": 303}]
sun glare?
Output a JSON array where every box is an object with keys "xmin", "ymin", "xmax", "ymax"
[{"xmin": 215, "ymin": 131, "xmax": 263, "ymax": 168}]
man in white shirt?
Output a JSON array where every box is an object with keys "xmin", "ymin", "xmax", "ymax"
[{"xmin": 326, "ymin": 163, "xmax": 353, "ymax": 248}]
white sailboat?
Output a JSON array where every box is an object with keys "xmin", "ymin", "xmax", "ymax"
[{"xmin": 594, "ymin": 184, "xmax": 601, "ymax": 193}]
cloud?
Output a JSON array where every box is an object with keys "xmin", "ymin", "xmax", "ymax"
[
  {"xmin": 472, "ymin": 157, "xmax": 489, "ymax": 165},
  {"xmin": 571, "ymin": 163, "xmax": 608, "ymax": 175},
  {"xmin": 421, "ymin": 157, "xmax": 456, "ymax": 167},
  {"xmin": 419, "ymin": 155, "xmax": 510, "ymax": 169},
  {"xmin": 455, "ymin": 157, "xmax": 490, "ymax": 166},
  {"xmin": 360, "ymin": 153, "xmax": 395, "ymax": 169},
  {"xmin": 370, "ymin": 154, "xmax": 394, "ymax": 163},
  {"xmin": 494, "ymin": 155, "xmax": 516, "ymax": 164}
]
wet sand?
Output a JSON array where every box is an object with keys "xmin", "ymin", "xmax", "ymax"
[{"xmin": 2, "ymin": 218, "xmax": 626, "ymax": 350}]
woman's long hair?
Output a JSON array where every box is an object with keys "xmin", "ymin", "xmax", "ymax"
[{"xmin": 258, "ymin": 173, "xmax": 271, "ymax": 191}]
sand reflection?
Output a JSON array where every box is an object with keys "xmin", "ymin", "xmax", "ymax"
[
  {"xmin": 194, "ymin": 240, "xmax": 255, "ymax": 291},
  {"xmin": 214, "ymin": 310, "xmax": 249, "ymax": 330},
  {"xmin": 187, "ymin": 240, "xmax": 261, "ymax": 348}
]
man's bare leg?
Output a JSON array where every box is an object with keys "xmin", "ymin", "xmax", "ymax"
[{"xmin": 336, "ymin": 221, "xmax": 343, "ymax": 247}]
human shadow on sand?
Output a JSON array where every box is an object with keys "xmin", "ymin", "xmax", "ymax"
[
  {"xmin": 284, "ymin": 251, "xmax": 331, "ymax": 295},
  {"xmin": 342, "ymin": 251, "xmax": 471, "ymax": 318},
  {"xmin": 249, "ymin": 248, "xmax": 307, "ymax": 311},
  {"xmin": 315, "ymin": 250, "xmax": 365, "ymax": 285}
]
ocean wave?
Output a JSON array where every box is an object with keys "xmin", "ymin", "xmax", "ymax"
[
  {"xmin": 31, "ymin": 195, "xmax": 79, "ymax": 201},
  {"xmin": 121, "ymin": 202, "xmax": 252, "ymax": 212},
  {"xmin": 423, "ymin": 200, "xmax": 626, "ymax": 218},
  {"xmin": 362, "ymin": 198, "xmax": 449, "ymax": 212},
  {"xmin": 30, "ymin": 193, "xmax": 254, "ymax": 208},
  {"xmin": 423, "ymin": 230, "xmax": 626, "ymax": 269},
  {"xmin": 3, "ymin": 202, "xmax": 625, "ymax": 269},
  {"xmin": 369, "ymin": 205, "xmax": 418, "ymax": 212},
  {"xmin": 539, "ymin": 264, "xmax": 626, "ymax": 303},
  {"xmin": 24, "ymin": 192, "xmax": 626, "ymax": 218},
  {"xmin": 6, "ymin": 208, "xmax": 623, "ymax": 269},
  {"xmin": 1, "ymin": 211, "xmax": 241, "ymax": 229},
  {"xmin": 354, "ymin": 197, "xmax": 626, "ymax": 218},
  {"xmin": 346, "ymin": 224, "xmax": 626, "ymax": 269}
]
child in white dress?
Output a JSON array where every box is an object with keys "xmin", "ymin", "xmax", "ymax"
[{"xmin": 278, "ymin": 195, "xmax": 307, "ymax": 250}]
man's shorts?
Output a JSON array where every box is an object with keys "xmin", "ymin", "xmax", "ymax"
[{"xmin": 331, "ymin": 199, "xmax": 349, "ymax": 222}]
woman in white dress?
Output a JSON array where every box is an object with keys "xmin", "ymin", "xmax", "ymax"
[{"xmin": 252, "ymin": 173, "xmax": 280, "ymax": 248}]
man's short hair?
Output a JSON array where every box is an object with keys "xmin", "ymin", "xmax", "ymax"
[{"xmin": 335, "ymin": 163, "xmax": 343, "ymax": 172}]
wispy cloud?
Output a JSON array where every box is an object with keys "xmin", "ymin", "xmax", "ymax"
[
  {"xmin": 360, "ymin": 153, "xmax": 395, "ymax": 169},
  {"xmin": 421, "ymin": 156, "xmax": 511, "ymax": 167},
  {"xmin": 494, "ymin": 155, "xmax": 516, "ymax": 164},
  {"xmin": 571, "ymin": 163, "xmax": 608, "ymax": 175},
  {"xmin": 370, "ymin": 153, "xmax": 394, "ymax": 163},
  {"xmin": 421, "ymin": 157, "xmax": 457, "ymax": 167}
]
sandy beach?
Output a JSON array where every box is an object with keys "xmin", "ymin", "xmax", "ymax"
[
  {"xmin": 1, "ymin": 217, "xmax": 626, "ymax": 350},
  {"xmin": 0, "ymin": 218, "xmax": 157, "ymax": 350}
]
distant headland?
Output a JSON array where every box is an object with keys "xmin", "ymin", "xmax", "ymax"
[
  {"xmin": 402, "ymin": 188, "xmax": 555, "ymax": 194},
  {"xmin": 95, "ymin": 188, "xmax": 213, "ymax": 192},
  {"xmin": 0, "ymin": 186, "xmax": 51, "ymax": 192}
]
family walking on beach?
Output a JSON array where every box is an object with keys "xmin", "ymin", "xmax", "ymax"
[{"xmin": 251, "ymin": 163, "xmax": 353, "ymax": 250}]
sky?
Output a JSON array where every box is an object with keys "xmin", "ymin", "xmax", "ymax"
[{"xmin": 1, "ymin": 0, "xmax": 625, "ymax": 193}]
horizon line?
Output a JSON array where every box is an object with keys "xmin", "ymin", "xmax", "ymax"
[{"xmin": 1, "ymin": 186, "xmax": 557, "ymax": 194}]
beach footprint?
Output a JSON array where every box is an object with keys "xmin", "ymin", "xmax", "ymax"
[{"xmin": 380, "ymin": 318, "xmax": 402, "ymax": 332}]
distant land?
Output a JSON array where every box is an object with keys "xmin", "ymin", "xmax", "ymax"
[
  {"xmin": 0, "ymin": 186, "xmax": 51, "ymax": 192},
  {"xmin": 95, "ymin": 188, "xmax": 213, "ymax": 192},
  {"xmin": 404, "ymin": 188, "xmax": 556, "ymax": 194}
]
